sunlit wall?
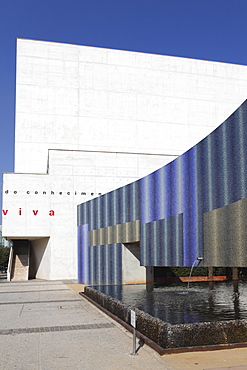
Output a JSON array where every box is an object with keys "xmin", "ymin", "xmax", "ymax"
[{"xmin": 78, "ymin": 100, "xmax": 247, "ymax": 284}]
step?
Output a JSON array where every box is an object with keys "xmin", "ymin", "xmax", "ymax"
[
  {"xmin": 12, "ymin": 267, "xmax": 28, "ymax": 281},
  {"xmin": 11, "ymin": 252, "xmax": 29, "ymax": 281},
  {"xmin": 15, "ymin": 255, "xmax": 28, "ymax": 265}
]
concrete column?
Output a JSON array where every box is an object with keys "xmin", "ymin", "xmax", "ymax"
[
  {"xmin": 208, "ymin": 281, "xmax": 214, "ymax": 290},
  {"xmin": 208, "ymin": 267, "xmax": 213, "ymax": 281},
  {"xmin": 146, "ymin": 266, "xmax": 154, "ymax": 284},
  {"xmin": 232, "ymin": 267, "xmax": 238, "ymax": 280},
  {"xmin": 233, "ymin": 280, "xmax": 239, "ymax": 293}
]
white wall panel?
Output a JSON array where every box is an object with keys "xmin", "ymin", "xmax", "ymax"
[{"xmin": 14, "ymin": 40, "xmax": 247, "ymax": 174}]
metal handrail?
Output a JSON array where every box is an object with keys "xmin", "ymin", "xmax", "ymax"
[{"xmin": 7, "ymin": 246, "xmax": 13, "ymax": 281}]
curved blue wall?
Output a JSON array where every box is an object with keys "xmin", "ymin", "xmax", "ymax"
[{"xmin": 78, "ymin": 100, "xmax": 247, "ymax": 284}]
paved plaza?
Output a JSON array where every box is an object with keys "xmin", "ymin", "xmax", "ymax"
[{"xmin": 0, "ymin": 274, "xmax": 247, "ymax": 369}]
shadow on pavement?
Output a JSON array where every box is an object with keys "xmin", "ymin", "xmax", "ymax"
[{"xmin": 0, "ymin": 272, "xmax": 7, "ymax": 282}]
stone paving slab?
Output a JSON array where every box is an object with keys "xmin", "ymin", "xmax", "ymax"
[
  {"xmin": 162, "ymin": 349, "xmax": 247, "ymax": 370},
  {"xmin": 0, "ymin": 278, "xmax": 167, "ymax": 369},
  {"xmin": 0, "ymin": 275, "xmax": 247, "ymax": 369}
]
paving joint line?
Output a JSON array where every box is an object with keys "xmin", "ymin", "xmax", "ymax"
[
  {"xmin": 0, "ymin": 322, "xmax": 115, "ymax": 335},
  {"xmin": 0, "ymin": 289, "xmax": 69, "ymax": 294},
  {"xmin": 0, "ymin": 299, "xmax": 83, "ymax": 305}
]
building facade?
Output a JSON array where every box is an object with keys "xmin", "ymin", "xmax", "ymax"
[
  {"xmin": 78, "ymin": 101, "xmax": 247, "ymax": 285},
  {"xmin": 2, "ymin": 39, "xmax": 247, "ymax": 280}
]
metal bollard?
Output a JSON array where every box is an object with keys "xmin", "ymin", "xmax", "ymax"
[
  {"xmin": 130, "ymin": 309, "xmax": 138, "ymax": 355},
  {"xmin": 131, "ymin": 327, "xmax": 137, "ymax": 355}
]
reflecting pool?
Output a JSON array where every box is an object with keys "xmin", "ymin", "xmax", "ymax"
[{"xmin": 92, "ymin": 281, "xmax": 247, "ymax": 325}]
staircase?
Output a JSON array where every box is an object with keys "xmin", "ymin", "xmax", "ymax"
[{"xmin": 10, "ymin": 241, "xmax": 30, "ymax": 281}]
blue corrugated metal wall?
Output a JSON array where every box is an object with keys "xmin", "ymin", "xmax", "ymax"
[{"xmin": 78, "ymin": 100, "xmax": 247, "ymax": 284}]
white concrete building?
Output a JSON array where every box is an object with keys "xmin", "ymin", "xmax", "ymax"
[{"xmin": 2, "ymin": 38, "xmax": 247, "ymax": 280}]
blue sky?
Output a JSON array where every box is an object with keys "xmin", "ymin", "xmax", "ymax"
[{"xmin": 1, "ymin": 0, "xmax": 247, "ymax": 218}]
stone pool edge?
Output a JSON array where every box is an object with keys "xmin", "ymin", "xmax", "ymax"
[{"xmin": 81, "ymin": 286, "xmax": 247, "ymax": 354}]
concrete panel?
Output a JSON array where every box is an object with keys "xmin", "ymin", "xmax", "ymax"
[
  {"xmin": 14, "ymin": 39, "xmax": 247, "ymax": 174},
  {"xmin": 204, "ymin": 198, "xmax": 247, "ymax": 267},
  {"xmin": 89, "ymin": 220, "xmax": 140, "ymax": 246},
  {"xmin": 122, "ymin": 243, "xmax": 146, "ymax": 284}
]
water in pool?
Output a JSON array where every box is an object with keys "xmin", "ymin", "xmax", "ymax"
[{"xmin": 92, "ymin": 281, "xmax": 247, "ymax": 325}]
